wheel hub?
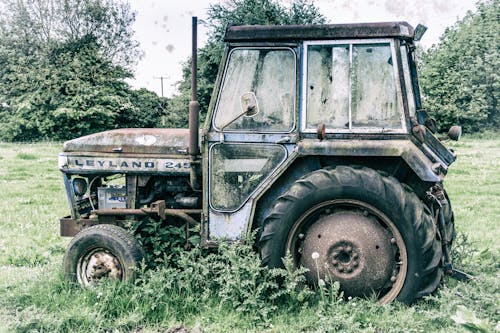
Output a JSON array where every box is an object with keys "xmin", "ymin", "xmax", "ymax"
[
  {"xmin": 79, "ymin": 250, "xmax": 123, "ymax": 285},
  {"xmin": 329, "ymin": 243, "xmax": 360, "ymax": 274},
  {"xmin": 300, "ymin": 210, "xmax": 397, "ymax": 298}
]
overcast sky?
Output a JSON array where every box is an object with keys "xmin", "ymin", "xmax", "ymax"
[{"xmin": 127, "ymin": 0, "xmax": 478, "ymax": 97}]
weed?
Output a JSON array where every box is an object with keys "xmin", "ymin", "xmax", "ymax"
[
  {"xmin": 16, "ymin": 152, "xmax": 37, "ymax": 160},
  {"xmin": 129, "ymin": 217, "xmax": 201, "ymax": 269}
]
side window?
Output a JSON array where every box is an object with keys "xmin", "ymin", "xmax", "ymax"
[
  {"xmin": 305, "ymin": 42, "xmax": 404, "ymax": 131},
  {"xmin": 351, "ymin": 44, "xmax": 401, "ymax": 128},
  {"xmin": 307, "ymin": 45, "xmax": 350, "ymax": 129},
  {"xmin": 214, "ymin": 49, "xmax": 296, "ymax": 132},
  {"xmin": 210, "ymin": 144, "xmax": 286, "ymax": 211}
]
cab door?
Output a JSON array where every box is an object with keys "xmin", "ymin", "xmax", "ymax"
[{"xmin": 205, "ymin": 47, "xmax": 298, "ymax": 241}]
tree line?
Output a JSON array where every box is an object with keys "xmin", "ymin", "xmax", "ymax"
[
  {"xmin": 0, "ymin": 0, "xmax": 497, "ymax": 142},
  {"xmin": 419, "ymin": 0, "xmax": 498, "ymax": 133}
]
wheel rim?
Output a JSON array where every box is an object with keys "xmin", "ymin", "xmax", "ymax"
[
  {"xmin": 286, "ymin": 199, "xmax": 407, "ymax": 304},
  {"xmin": 76, "ymin": 248, "xmax": 123, "ymax": 286}
]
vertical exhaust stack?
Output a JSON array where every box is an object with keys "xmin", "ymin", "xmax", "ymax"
[{"xmin": 189, "ymin": 16, "xmax": 201, "ymax": 190}]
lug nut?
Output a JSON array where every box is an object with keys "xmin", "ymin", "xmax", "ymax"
[
  {"xmin": 298, "ymin": 233, "xmax": 305, "ymax": 240},
  {"xmin": 345, "ymin": 246, "xmax": 352, "ymax": 253},
  {"xmin": 332, "ymin": 259, "xmax": 339, "ymax": 265},
  {"xmin": 390, "ymin": 275, "xmax": 397, "ymax": 282},
  {"xmin": 390, "ymin": 238, "xmax": 397, "ymax": 244}
]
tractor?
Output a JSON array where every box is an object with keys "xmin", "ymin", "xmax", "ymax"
[{"xmin": 58, "ymin": 18, "xmax": 462, "ymax": 304}]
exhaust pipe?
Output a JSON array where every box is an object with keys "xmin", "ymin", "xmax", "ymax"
[{"xmin": 189, "ymin": 16, "xmax": 201, "ymax": 190}]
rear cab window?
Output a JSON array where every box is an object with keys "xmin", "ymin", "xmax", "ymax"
[{"xmin": 302, "ymin": 39, "xmax": 406, "ymax": 133}]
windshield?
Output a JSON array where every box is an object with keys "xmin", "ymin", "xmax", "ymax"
[
  {"xmin": 214, "ymin": 48, "xmax": 296, "ymax": 132},
  {"xmin": 305, "ymin": 41, "xmax": 404, "ymax": 132}
]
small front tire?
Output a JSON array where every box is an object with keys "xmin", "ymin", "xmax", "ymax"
[{"xmin": 63, "ymin": 224, "xmax": 144, "ymax": 286}]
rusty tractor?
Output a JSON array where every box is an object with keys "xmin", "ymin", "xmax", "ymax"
[{"xmin": 59, "ymin": 19, "xmax": 463, "ymax": 303}]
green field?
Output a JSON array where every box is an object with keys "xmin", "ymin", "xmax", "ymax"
[{"xmin": 0, "ymin": 138, "xmax": 498, "ymax": 332}]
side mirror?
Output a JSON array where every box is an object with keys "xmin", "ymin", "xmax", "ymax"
[
  {"xmin": 414, "ymin": 24, "xmax": 428, "ymax": 42},
  {"xmin": 240, "ymin": 92, "xmax": 259, "ymax": 117},
  {"xmin": 447, "ymin": 126, "xmax": 462, "ymax": 141},
  {"xmin": 220, "ymin": 92, "xmax": 260, "ymax": 132},
  {"xmin": 424, "ymin": 117, "xmax": 437, "ymax": 134}
]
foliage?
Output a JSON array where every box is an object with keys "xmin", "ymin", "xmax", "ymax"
[
  {"xmin": 168, "ymin": 0, "xmax": 327, "ymax": 127},
  {"xmin": 0, "ymin": 0, "xmax": 166, "ymax": 141},
  {"xmin": 129, "ymin": 217, "xmax": 201, "ymax": 269},
  {"xmin": 419, "ymin": 0, "xmax": 499, "ymax": 133},
  {"xmin": 0, "ymin": 0, "xmax": 140, "ymax": 69}
]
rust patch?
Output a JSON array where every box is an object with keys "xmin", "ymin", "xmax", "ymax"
[{"xmin": 63, "ymin": 128, "xmax": 201, "ymax": 155}]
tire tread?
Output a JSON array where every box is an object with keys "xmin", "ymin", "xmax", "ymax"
[{"xmin": 259, "ymin": 166, "xmax": 443, "ymax": 303}]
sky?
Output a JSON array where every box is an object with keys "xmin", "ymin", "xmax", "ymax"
[{"xmin": 127, "ymin": 0, "xmax": 478, "ymax": 97}]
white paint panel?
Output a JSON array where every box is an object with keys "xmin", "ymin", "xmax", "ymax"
[
  {"xmin": 63, "ymin": 156, "xmax": 191, "ymax": 173},
  {"xmin": 223, "ymin": 159, "xmax": 267, "ymax": 172}
]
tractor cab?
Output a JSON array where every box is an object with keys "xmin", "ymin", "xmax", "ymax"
[{"xmin": 204, "ymin": 22, "xmax": 455, "ymax": 241}]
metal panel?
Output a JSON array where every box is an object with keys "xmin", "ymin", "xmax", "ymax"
[
  {"xmin": 207, "ymin": 132, "xmax": 298, "ymax": 144},
  {"xmin": 209, "ymin": 200, "xmax": 254, "ymax": 239},
  {"xmin": 224, "ymin": 22, "xmax": 414, "ymax": 42},
  {"xmin": 60, "ymin": 154, "xmax": 191, "ymax": 174},
  {"xmin": 62, "ymin": 128, "xmax": 196, "ymax": 155},
  {"xmin": 297, "ymin": 139, "xmax": 442, "ymax": 182}
]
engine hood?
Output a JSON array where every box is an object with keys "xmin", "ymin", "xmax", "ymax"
[{"xmin": 62, "ymin": 128, "xmax": 195, "ymax": 155}]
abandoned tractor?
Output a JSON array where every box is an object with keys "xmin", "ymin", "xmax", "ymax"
[{"xmin": 59, "ymin": 19, "xmax": 462, "ymax": 303}]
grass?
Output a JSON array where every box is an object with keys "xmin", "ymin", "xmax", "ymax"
[{"xmin": 0, "ymin": 138, "xmax": 498, "ymax": 332}]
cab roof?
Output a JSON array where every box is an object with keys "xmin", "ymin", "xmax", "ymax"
[{"xmin": 224, "ymin": 21, "xmax": 415, "ymax": 42}]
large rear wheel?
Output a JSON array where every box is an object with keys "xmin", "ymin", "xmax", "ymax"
[{"xmin": 259, "ymin": 166, "xmax": 443, "ymax": 304}]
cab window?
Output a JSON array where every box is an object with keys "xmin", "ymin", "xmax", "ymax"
[
  {"xmin": 214, "ymin": 48, "xmax": 296, "ymax": 132},
  {"xmin": 305, "ymin": 41, "xmax": 405, "ymax": 132}
]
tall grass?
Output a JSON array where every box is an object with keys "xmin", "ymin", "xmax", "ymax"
[{"xmin": 0, "ymin": 138, "xmax": 498, "ymax": 332}]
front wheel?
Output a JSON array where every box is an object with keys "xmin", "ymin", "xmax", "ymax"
[
  {"xmin": 259, "ymin": 166, "xmax": 443, "ymax": 304},
  {"xmin": 63, "ymin": 224, "xmax": 145, "ymax": 286}
]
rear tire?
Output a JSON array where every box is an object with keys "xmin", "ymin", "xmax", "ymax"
[
  {"xmin": 442, "ymin": 189, "xmax": 456, "ymax": 251},
  {"xmin": 259, "ymin": 166, "xmax": 443, "ymax": 304},
  {"xmin": 63, "ymin": 224, "xmax": 144, "ymax": 286}
]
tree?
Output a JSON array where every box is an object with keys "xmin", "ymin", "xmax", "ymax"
[
  {"xmin": 168, "ymin": 0, "xmax": 327, "ymax": 127},
  {"xmin": 419, "ymin": 0, "xmax": 499, "ymax": 133},
  {"xmin": 0, "ymin": 0, "xmax": 166, "ymax": 141},
  {"xmin": 0, "ymin": 36, "xmax": 124, "ymax": 140},
  {"xmin": 0, "ymin": 0, "xmax": 140, "ymax": 69}
]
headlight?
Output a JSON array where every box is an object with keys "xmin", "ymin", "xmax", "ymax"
[{"xmin": 72, "ymin": 178, "xmax": 88, "ymax": 196}]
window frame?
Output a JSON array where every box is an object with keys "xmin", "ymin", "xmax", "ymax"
[
  {"xmin": 208, "ymin": 142, "xmax": 288, "ymax": 213},
  {"xmin": 400, "ymin": 44, "xmax": 417, "ymax": 118},
  {"xmin": 212, "ymin": 47, "xmax": 297, "ymax": 134},
  {"xmin": 300, "ymin": 38, "xmax": 408, "ymax": 134}
]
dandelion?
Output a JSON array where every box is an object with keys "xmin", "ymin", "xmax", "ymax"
[
  {"xmin": 311, "ymin": 252, "xmax": 320, "ymax": 260},
  {"xmin": 318, "ymin": 278, "xmax": 326, "ymax": 287}
]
